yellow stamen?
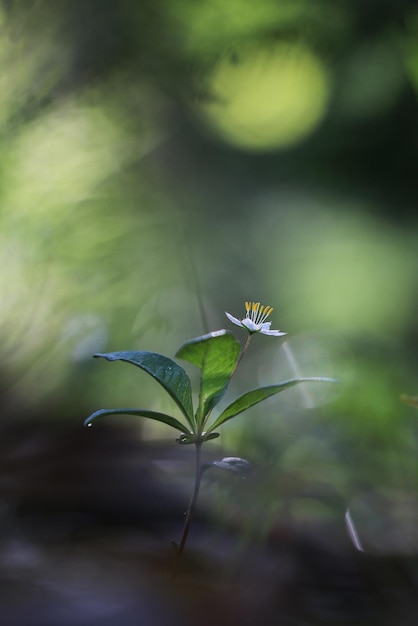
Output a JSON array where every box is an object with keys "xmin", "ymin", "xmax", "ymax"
[
  {"xmin": 259, "ymin": 306, "xmax": 271, "ymax": 323},
  {"xmin": 251, "ymin": 302, "xmax": 259, "ymax": 322},
  {"xmin": 245, "ymin": 301, "xmax": 250, "ymax": 312}
]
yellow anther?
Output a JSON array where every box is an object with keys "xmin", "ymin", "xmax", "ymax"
[
  {"xmin": 258, "ymin": 305, "xmax": 273, "ymax": 323},
  {"xmin": 243, "ymin": 302, "xmax": 275, "ymax": 324}
]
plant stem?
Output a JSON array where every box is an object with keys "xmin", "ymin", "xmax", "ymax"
[
  {"xmin": 172, "ymin": 441, "xmax": 203, "ymax": 579},
  {"xmin": 172, "ymin": 334, "xmax": 251, "ymax": 579},
  {"xmin": 230, "ymin": 334, "xmax": 252, "ymax": 379}
]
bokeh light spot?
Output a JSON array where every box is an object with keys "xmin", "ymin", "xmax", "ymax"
[
  {"xmin": 194, "ymin": 43, "xmax": 330, "ymax": 151},
  {"xmin": 256, "ymin": 202, "xmax": 416, "ymax": 335}
]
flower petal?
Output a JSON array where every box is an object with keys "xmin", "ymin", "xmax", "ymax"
[
  {"xmin": 241, "ymin": 318, "xmax": 259, "ymax": 332},
  {"xmin": 260, "ymin": 329, "xmax": 287, "ymax": 336},
  {"xmin": 225, "ymin": 312, "xmax": 243, "ymax": 327}
]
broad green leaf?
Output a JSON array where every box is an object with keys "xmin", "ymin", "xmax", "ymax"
[
  {"xmin": 175, "ymin": 330, "xmax": 240, "ymax": 421},
  {"xmin": 207, "ymin": 377, "xmax": 338, "ymax": 432},
  {"xmin": 94, "ymin": 352, "xmax": 195, "ymax": 429},
  {"xmin": 84, "ymin": 408, "xmax": 191, "ymax": 434}
]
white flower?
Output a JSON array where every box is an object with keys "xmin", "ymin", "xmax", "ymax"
[{"xmin": 225, "ymin": 302, "xmax": 287, "ymax": 336}]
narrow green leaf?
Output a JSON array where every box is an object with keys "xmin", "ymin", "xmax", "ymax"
[
  {"xmin": 202, "ymin": 432, "xmax": 220, "ymax": 441},
  {"xmin": 94, "ymin": 352, "xmax": 195, "ymax": 429},
  {"xmin": 177, "ymin": 433, "xmax": 195, "ymax": 445},
  {"xmin": 84, "ymin": 408, "xmax": 191, "ymax": 434},
  {"xmin": 207, "ymin": 377, "xmax": 338, "ymax": 432},
  {"xmin": 175, "ymin": 330, "xmax": 240, "ymax": 421}
]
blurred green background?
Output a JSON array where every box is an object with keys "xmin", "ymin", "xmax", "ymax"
[{"xmin": 1, "ymin": 0, "xmax": 418, "ymax": 553}]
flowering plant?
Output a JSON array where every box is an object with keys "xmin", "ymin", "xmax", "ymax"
[
  {"xmin": 226, "ymin": 301, "xmax": 286, "ymax": 336},
  {"xmin": 85, "ymin": 302, "xmax": 335, "ymax": 574}
]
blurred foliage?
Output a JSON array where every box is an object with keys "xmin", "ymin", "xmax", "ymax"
[{"xmin": 0, "ymin": 0, "xmax": 417, "ymax": 561}]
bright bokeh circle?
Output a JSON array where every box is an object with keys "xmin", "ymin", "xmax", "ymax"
[{"xmin": 195, "ymin": 43, "xmax": 330, "ymax": 151}]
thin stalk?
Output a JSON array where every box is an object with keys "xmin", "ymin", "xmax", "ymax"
[
  {"xmin": 172, "ymin": 441, "xmax": 203, "ymax": 579},
  {"xmin": 172, "ymin": 334, "xmax": 252, "ymax": 579},
  {"xmin": 230, "ymin": 334, "xmax": 252, "ymax": 379}
]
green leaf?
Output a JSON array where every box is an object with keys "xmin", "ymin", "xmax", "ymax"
[
  {"xmin": 175, "ymin": 330, "xmax": 240, "ymax": 422},
  {"xmin": 176, "ymin": 433, "xmax": 195, "ymax": 445},
  {"xmin": 207, "ymin": 377, "xmax": 338, "ymax": 432},
  {"xmin": 94, "ymin": 352, "xmax": 195, "ymax": 429},
  {"xmin": 84, "ymin": 408, "xmax": 191, "ymax": 434},
  {"xmin": 202, "ymin": 432, "xmax": 220, "ymax": 441},
  {"xmin": 177, "ymin": 431, "xmax": 220, "ymax": 444}
]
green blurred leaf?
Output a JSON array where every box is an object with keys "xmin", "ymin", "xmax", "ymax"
[
  {"xmin": 175, "ymin": 330, "xmax": 240, "ymax": 421},
  {"xmin": 84, "ymin": 407, "xmax": 191, "ymax": 434},
  {"xmin": 207, "ymin": 377, "xmax": 337, "ymax": 432},
  {"xmin": 176, "ymin": 433, "xmax": 195, "ymax": 444},
  {"xmin": 202, "ymin": 431, "xmax": 220, "ymax": 441},
  {"xmin": 94, "ymin": 352, "xmax": 195, "ymax": 429}
]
